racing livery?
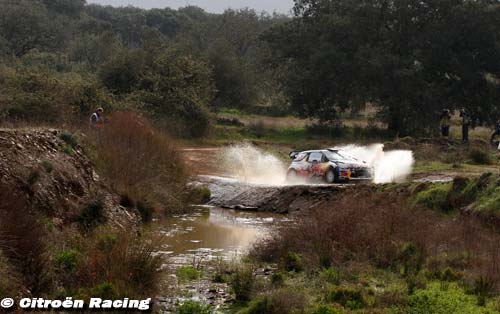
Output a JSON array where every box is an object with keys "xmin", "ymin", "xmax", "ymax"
[{"xmin": 287, "ymin": 148, "xmax": 373, "ymax": 183}]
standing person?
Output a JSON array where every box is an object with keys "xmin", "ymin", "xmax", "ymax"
[
  {"xmin": 491, "ymin": 117, "xmax": 500, "ymax": 144},
  {"xmin": 439, "ymin": 109, "xmax": 451, "ymax": 138},
  {"xmin": 459, "ymin": 109, "xmax": 471, "ymax": 143},
  {"xmin": 90, "ymin": 107, "xmax": 104, "ymax": 142}
]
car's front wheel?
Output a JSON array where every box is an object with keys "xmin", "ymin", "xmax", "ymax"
[{"xmin": 325, "ymin": 168, "xmax": 337, "ymax": 184}]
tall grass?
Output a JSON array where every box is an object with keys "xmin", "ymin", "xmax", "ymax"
[{"xmin": 93, "ymin": 111, "xmax": 188, "ymax": 215}]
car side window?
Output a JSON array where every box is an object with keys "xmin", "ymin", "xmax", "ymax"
[
  {"xmin": 308, "ymin": 152, "xmax": 323, "ymax": 163},
  {"xmin": 298, "ymin": 153, "xmax": 307, "ymax": 161}
]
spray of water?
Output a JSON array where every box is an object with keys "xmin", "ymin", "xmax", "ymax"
[
  {"xmin": 221, "ymin": 143, "xmax": 287, "ymax": 185},
  {"xmin": 221, "ymin": 143, "xmax": 414, "ymax": 185},
  {"xmin": 339, "ymin": 144, "xmax": 414, "ymax": 183}
]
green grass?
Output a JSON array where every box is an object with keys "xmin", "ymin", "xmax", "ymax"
[
  {"xmin": 412, "ymin": 183, "xmax": 453, "ymax": 212},
  {"xmin": 176, "ymin": 266, "xmax": 200, "ymax": 282}
]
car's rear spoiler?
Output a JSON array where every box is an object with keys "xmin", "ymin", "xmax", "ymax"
[{"xmin": 289, "ymin": 151, "xmax": 300, "ymax": 159}]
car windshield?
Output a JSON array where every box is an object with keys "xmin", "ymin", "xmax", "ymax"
[{"xmin": 325, "ymin": 150, "xmax": 359, "ymax": 162}]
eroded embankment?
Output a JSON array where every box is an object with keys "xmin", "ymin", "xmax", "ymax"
[{"xmin": 195, "ymin": 175, "xmax": 373, "ymax": 213}]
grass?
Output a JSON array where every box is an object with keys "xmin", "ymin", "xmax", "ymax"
[{"xmin": 176, "ymin": 266, "xmax": 201, "ymax": 282}]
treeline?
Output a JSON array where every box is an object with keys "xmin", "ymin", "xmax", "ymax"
[
  {"xmin": 0, "ymin": 0, "xmax": 287, "ymax": 137},
  {"xmin": 265, "ymin": 0, "xmax": 500, "ymax": 136}
]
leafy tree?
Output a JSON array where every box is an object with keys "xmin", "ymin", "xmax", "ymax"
[
  {"xmin": 0, "ymin": 0, "xmax": 64, "ymax": 57},
  {"xmin": 42, "ymin": 0, "xmax": 86, "ymax": 16},
  {"xmin": 266, "ymin": 0, "xmax": 500, "ymax": 135},
  {"xmin": 133, "ymin": 49, "xmax": 214, "ymax": 137},
  {"xmin": 98, "ymin": 49, "xmax": 146, "ymax": 94}
]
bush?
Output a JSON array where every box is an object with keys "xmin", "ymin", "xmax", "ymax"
[
  {"xmin": 188, "ymin": 186, "xmax": 211, "ymax": 204},
  {"xmin": 0, "ymin": 187, "xmax": 50, "ymax": 294},
  {"xmin": 412, "ymin": 183, "xmax": 452, "ymax": 212},
  {"xmin": 55, "ymin": 249, "xmax": 79, "ymax": 272},
  {"xmin": 308, "ymin": 305, "xmax": 343, "ymax": 314},
  {"xmin": 467, "ymin": 147, "xmax": 493, "ymax": 165},
  {"xmin": 408, "ymin": 282, "xmax": 496, "ymax": 314},
  {"xmin": 176, "ymin": 266, "xmax": 200, "ymax": 282},
  {"xmin": 177, "ymin": 301, "xmax": 212, "ymax": 314},
  {"xmin": 319, "ymin": 267, "xmax": 341, "ymax": 285},
  {"xmin": 76, "ymin": 198, "xmax": 105, "ymax": 231},
  {"xmin": 231, "ymin": 266, "xmax": 254, "ymax": 302},
  {"xmin": 41, "ymin": 160, "xmax": 54, "ymax": 173},
  {"xmin": 281, "ymin": 252, "xmax": 304, "ymax": 272},
  {"xmin": 136, "ymin": 200, "xmax": 154, "ymax": 223},
  {"xmin": 94, "ymin": 112, "xmax": 187, "ymax": 215},
  {"xmin": 59, "ymin": 132, "xmax": 78, "ymax": 148},
  {"xmin": 325, "ymin": 286, "xmax": 366, "ymax": 310},
  {"xmin": 243, "ymin": 288, "xmax": 308, "ymax": 314},
  {"xmin": 27, "ymin": 168, "xmax": 41, "ymax": 185}
]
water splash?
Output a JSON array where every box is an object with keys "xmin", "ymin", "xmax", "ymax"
[
  {"xmin": 221, "ymin": 143, "xmax": 287, "ymax": 185},
  {"xmin": 340, "ymin": 144, "xmax": 414, "ymax": 183}
]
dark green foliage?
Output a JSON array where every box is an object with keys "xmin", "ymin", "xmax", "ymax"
[
  {"xmin": 265, "ymin": 0, "xmax": 500, "ymax": 135},
  {"xmin": 308, "ymin": 305, "xmax": 343, "ymax": 314},
  {"xmin": 41, "ymin": 160, "xmax": 53, "ymax": 173},
  {"xmin": 189, "ymin": 186, "xmax": 211, "ymax": 204},
  {"xmin": 76, "ymin": 198, "xmax": 106, "ymax": 231},
  {"xmin": 90, "ymin": 282, "xmax": 118, "ymax": 300},
  {"xmin": 177, "ymin": 301, "xmax": 212, "ymax": 314},
  {"xmin": 467, "ymin": 147, "xmax": 493, "ymax": 165},
  {"xmin": 230, "ymin": 266, "xmax": 254, "ymax": 302},
  {"xmin": 176, "ymin": 266, "xmax": 200, "ymax": 282},
  {"xmin": 59, "ymin": 132, "xmax": 78, "ymax": 148},
  {"xmin": 325, "ymin": 286, "xmax": 365, "ymax": 310},
  {"xmin": 54, "ymin": 249, "xmax": 78, "ymax": 272},
  {"xmin": 281, "ymin": 252, "xmax": 304, "ymax": 272},
  {"xmin": 408, "ymin": 283, "xmax": 496, "ymax": 314},
  {"xmin": 136, "ymin": 200, "xmax": 153, "ymax": 223},
  {"xmin": 412, "ymin": 183, "xmax": 452, "ymax": 212},
  {"xmin": 28, "ymin": 169, "xmax": 41, "ymax": 186}
]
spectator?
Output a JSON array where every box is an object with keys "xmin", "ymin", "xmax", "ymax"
[
  {"xmin": 459, "ymin": 109, "xmax": 471, "ymax": 143},
  {"xmin": 439, "ymin": 109, "xmax": 451, "ymax": 138}
]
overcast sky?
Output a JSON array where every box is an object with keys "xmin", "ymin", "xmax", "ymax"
[{"xmin": 86, "ymin": 0, "xmax": 293, "ymax": 14}]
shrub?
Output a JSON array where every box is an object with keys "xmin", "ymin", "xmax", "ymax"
[
  {"xmin": 177, "ymin": 301, "xmax": 212, "ymax": 314},
  {"xmin": 76, "ymin": 198, "xmax": 105, "ymax": 231},
  {"xmin": 412, "ymin": 183, "xmax": 452, "ymax": 212},
  {"xmin": 188, "ymin": 186, "xmax": 211, "ymax": 204},
  {"xmin": 231, "ymin": 266, "xmax": 254, "ymax": 302},
  {"xmin": 136, "ymin": 200, "xmax": 154, "ymax": 223},
  {"xmin": 408, "ymin": 282, "xmax": 496, "ymax": 314},
  {"xmin": 467, "ymin": 147, "xmax": 493, "ymax": 165},
  {"xmin": 93, "ymin": 112, "xmax": 187, "ymax": 215},
  {"xmin": 281, "ymin": 252, "xmax": 304, "ymax": 272},
  {"xmin": 27, "ymin": 168, "xmax": 41, "ymax": 185},
  {"xmin": 325, "ymin": 286, "xmax": 366, "ymax": 310},
  {"xmin": 176, "ymin": 266, "xmax": 200, "ymax": 282},
  {"xmin": 90, "ymin": 282, "xmax": 118, "ymax": 299},
  {"xmin": 308, "ymin": 304, "xmax": 343, "ymax": 314},
  {"xmin": 59, "ymin": 132, "xmax": 78, "ymax": 148},
  {"xmin": 319, "ymin": 267, "xmax": 341, "ymax": 285},
  {"xmin": 72, "ymin": 229, "xmax": 162, "ymax": 299},
  {"xmin": 41, "ymin": 160, "xmax": 54, "ymax": 173},
  {"xmin": 243, "ymin": 288, "xmax": 308, "ymax": 314},
  {"xmin": 0, "ymin": 187, "xmax": 50, "ymax": 294},
  {"xmin": 55, "ymin": 249, "xmax": 79, "ymax": 272}
]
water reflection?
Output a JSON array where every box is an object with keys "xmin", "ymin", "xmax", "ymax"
[{"xmin": 157, "ymin": 206, "xmax": 283, "ymax": 264}]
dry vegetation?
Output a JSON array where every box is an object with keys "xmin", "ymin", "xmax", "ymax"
[
  {"xmin": 249, "ymin": 188, "xmax": 500, "ymax": 313},
  {"xmin": 91, "ymin": 111, "xmax": 189, "ymax": 215}
]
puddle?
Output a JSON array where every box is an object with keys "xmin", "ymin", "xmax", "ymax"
[{"xmin": 156, "ymin": 206, "xmax": 284, "ymax": 265}]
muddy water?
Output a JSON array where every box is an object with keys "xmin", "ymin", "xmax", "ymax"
[
  {"xmin": 155, "ymin": 206, "xmax": 284, "ymax": 312},
  {"xmin": 157, "ymin": 206, "xmax": 284, "ymax": 265}
]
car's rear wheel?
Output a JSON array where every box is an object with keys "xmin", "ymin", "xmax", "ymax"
[{"xmin": 325, "ymin": 168, "xmax": 337, "ymax": 184}]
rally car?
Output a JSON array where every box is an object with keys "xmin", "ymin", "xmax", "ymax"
[{"xmin": 287, "ymin": 148, "xmax": 373, "ymax": 183}]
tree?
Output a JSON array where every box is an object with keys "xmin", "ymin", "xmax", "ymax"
[
  {"xmin": 266, "ymin": 0, "xmax": 500, "ymax": 135},
  {"xmin": 0, "ymin": 0, "xmax": 64, "ymax": 57}
]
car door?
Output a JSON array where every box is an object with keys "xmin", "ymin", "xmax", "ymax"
[{"xmin": 307, "ymin": 151, "xmax": 327, "ymax": 177}]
